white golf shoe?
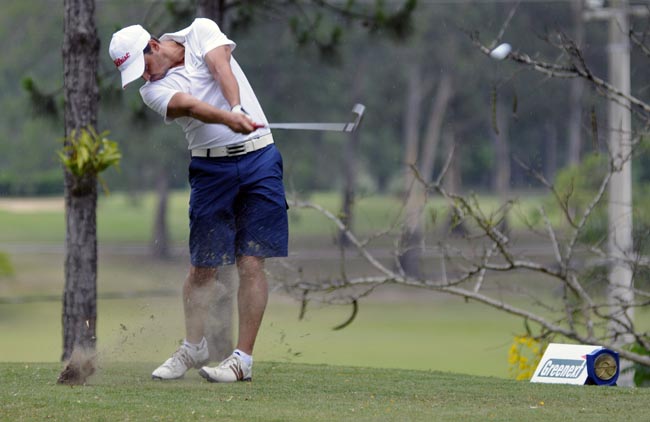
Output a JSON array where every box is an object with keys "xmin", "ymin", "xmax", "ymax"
[
  {"xmin": 151, "ymin": 340, "xmax": 209, "ymax": 380},
  {"xmin": 199, "ymin": 352, "xmax": 252, "ymax": 383}
]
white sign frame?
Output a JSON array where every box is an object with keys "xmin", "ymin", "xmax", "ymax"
[{"xmin": 530, "ymin": 343, "xmax": 603, "ymax": 385}]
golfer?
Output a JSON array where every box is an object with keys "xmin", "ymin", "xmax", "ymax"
[{"xmin": 109, "ymin": 18, "xmax": 288, "ymax": 382}]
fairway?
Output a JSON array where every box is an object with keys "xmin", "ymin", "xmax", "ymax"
[
  {"xmin": 0, "ymin": 191, "xmax": 550, "ymax": 242},
  {"xmin": 2, "ymin": 193, "xmax": 649, "ymax": 380},
  {"xmin": 5, "ymin": 0, "xmax": 650, "ymax": 418},
  {"xmin": 2, "ymin": 361, "xmax": 650, "ymax": 422},
  {"xmin": 0, "ymin": 292, "xmax": 524, "ymax": 378}
]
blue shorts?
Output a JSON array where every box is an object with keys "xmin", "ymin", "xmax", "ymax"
[{"xmin": 188, "ymin": 144, "xmax": 288, "ymax": 267}]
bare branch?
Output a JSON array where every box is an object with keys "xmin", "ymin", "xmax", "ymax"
[
  {"xmin": 288, "ymin": 199, "xmax": 397, "ymax": 280},
  {"xmin": 492, "ymin": 1, "xmax": 520, "ymax": 49},
  {"xmin": 540, "ymin": 206, "xmax": 563, "ymax": 268},
  {"xmin": 473, "ymin": 243, "xmax": 497, "ymax": 293},
  {"xmin": 281, "ymin": 186, "xmax": 650, "ymax": 366},
  {"xmin": 508, "ymin": 50, "xmax": 650, "ymax": 119},
  {"xmin": 630, "ymin": 29, "xmax": 650, "ymax": 59},
  {"xmin": 513, "ymin": 155, "xmax": 578, "ymax": 228},
  {"xmin": 565, "ymin": 170, "xmax": 612, "ymax": 262}
]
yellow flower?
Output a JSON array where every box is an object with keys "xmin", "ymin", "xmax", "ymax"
[{"xmin": 508, "ymin": 334, "xmax": 545, "ymax": 380}]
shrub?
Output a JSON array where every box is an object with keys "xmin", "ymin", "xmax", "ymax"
[{"xmin": 0, "ymin": 252, "xmax": 14, "ymax": 277}]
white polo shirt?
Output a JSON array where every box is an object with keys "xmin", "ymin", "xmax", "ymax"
[{"xmin": 140, "ymin": 18, "xmax": 270, "ymax": 150}]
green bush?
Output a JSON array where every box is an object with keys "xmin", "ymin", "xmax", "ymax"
[
  {"xmin": 552, "ymin": 152, "xmax": 650, "ymax": 242},
  {"xmin": 551, "ymin": 152, "xmax": 650, "ymax": 291},
  {"xmin": 627, "ymin": 343, "xmax": 650, "ymax": 387},
  {"xmin": 58, "ymin": 127, "xmax": 121, "ymax": 194},
  {"xmin": 550, "ymin": 152, "xmax": 608, "ymax": 243},
  {"xmin": 0, "ymin": 169, "xmax": 63, "ymax": 196},
  {"xmin": 0, "ymin": 252, "xmax": 14, "ymax": 277}
]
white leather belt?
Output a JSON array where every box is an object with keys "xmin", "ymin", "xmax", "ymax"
[{"xmin": 191, "ymin": 133, "xmax": 274, "ymax": 158}]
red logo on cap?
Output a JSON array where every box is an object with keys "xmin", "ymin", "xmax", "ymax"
[{"xmin": 113, "ymin": 52, "xmax": 131, "ymax": 68}]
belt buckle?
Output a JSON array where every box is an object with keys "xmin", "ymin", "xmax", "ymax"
[{"xmin": 226, "ymin": 143, "xmax": 247, "ymax": 157}]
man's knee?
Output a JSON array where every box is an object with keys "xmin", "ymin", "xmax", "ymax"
[
  {"xmin": 187, "ymin": 266, "xmax": 218, "ymax": 287},
  {"xmin": 236, "ymin": 256, "xmax": 265, "ymax": 280}
]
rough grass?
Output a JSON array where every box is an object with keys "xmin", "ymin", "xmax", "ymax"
[{"xmin": 2, "ymin": 361, "xmax": 649, "ymax": 422}]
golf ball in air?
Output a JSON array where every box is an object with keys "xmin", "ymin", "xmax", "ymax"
[{"xmin": 489, "ymin": 43, "xmax": 512, "ymax": 60}]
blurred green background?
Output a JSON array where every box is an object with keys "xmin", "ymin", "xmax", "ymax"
[{"xmin": 0, "ymin": 192, "xmax": 558, "ymax": 378}]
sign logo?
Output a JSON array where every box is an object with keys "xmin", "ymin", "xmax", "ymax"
[
  {"xmin": 537, "ymin": 359, "xmax": 586, "ymax": 379},
  {"xmin": 113, "ymin": 52, "xmax": 131, "ymax": 68},
  {"xmin": 531, "ymin": 343, "xmax": 619, "ymax": 386}
]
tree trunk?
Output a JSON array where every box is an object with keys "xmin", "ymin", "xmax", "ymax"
[
  {"xmin": 492, "ymin": 100, "xmax": 510, "ymax": 233},
  {"xmin": 544, "ymin": 123, "xmax": 558, "ymax": 183},
  {"xmin": 442, "ymin": 128, "xmax": 461, "ymax": 194},
  {"xmin": 61, "ymin": 0, "xmax": 100, "ymax": 361},
  {"xmin": 420, "ymin": 74, "xmax": 453, "ymax": 181},
  {"xmin": 567, "ymin": 0, "xmax": 585, "ymax": 166},
  {"xmin": 151, "ymin": 167, "xmax": 170, "ymax": 260},
  {"xmin": 399, "ymin": 65, "xmax": 424, "ymax": 277},
  {"xmin": 442, "ymin": 127, "xmax": 467, "ymax": 236},
  {"xmin": 607, "ymin": 0, "xmax": 634, "ymax": 385},
  {"xmin": 567, "ymin": 79, "xmax": 584, "ymax": 166},
  {"xmin": 62, "ymin": 174, "xmax": 98, "ymax": 360},
  {"xmin": 197, "ymin": 0, "xmax": 227, "ymax": 28},
  {"xmin": 400, "ymin": 72, "xmax": 453, "ymax": 277},
  {"xmin": 402, "ymin": 66, "xmax": 422, "ymax": 195}
]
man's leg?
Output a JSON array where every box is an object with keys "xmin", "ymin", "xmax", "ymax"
[
  {"xmin": 198, "ymin": 256, "xmax": 267, "ymax": 383},
  {"xmin": 183, "ymin": 265, "xmax": 218, "ymax": 344},
  {"xmin": 235, "ymin": 256, "xmax": 268, "ymax": 355},
  {"xmin": 198, "ymin": 145, "xmax": 285, "ymax": 383},
  {"xmin": 151, "ymin": 265, "xmax": 215, "ymax": 380}
]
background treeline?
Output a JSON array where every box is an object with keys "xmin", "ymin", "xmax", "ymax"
[{"xmin": 2, "ymin": 0, "xmax": 650, "ymax": 197}]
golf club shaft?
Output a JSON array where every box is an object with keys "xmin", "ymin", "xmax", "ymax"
[
  {"xmin": 258, "ymin": 103, "xmax": 365, "ymax": 133},
  {"xmin": 267, "ymin": 123, "xmax": 350, "ymax": 132}
]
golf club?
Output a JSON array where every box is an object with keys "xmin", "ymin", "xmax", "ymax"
[{"xmin": 256, "ymin": 103, "xmax": 366, "ymax": 133}]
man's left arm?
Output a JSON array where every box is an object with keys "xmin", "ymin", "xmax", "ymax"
[{"xmin": 204, "ymin": 45, "xmax": 241, "ymax": 111}]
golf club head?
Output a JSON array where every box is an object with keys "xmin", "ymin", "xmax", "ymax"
[
  {"xmin": 262, "ymin": 103, "xmax": 366, "ymax": 132},
  {"xmin": 344, "ymin": 103, "xmax": 366, "ymax": 132}
]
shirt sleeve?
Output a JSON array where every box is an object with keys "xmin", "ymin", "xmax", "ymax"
[
  {"xmin": 139, "ymin": 83, "xmax": 179, "ymax": 124},
  {"xmin": 193, "ymin": 18, "xmax": 236, "ymax": 58}
]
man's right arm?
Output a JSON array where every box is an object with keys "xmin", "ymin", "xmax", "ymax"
[{"xmin": 166, "ymin": 92, "xmax": 256, "ymax": 134}]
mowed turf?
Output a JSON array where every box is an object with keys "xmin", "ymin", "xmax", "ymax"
[
  {"xmin": 0, "ymin": 294, "xmax": 525, "ymax": 378},
  {"xmin": 0, "ymin": 191, "xmax": 385, "ymax": 242},
  {"xmin": 0, "ymin": 192, "xmax": 551, "ymax": 378},
  {"xmin": 0, "ymin": 191, "xmax": 550, "ymax": 242},
  {"xmin": 4, "ymin": 191, "xmax": 650, "ymax": 392},
  {"xmin": 0, "ymin": 248, "xmax": 537, "ymax": 378},
  {"xmin": 2, "ymin": 361, "xmax": 650, "ymax": 422}
]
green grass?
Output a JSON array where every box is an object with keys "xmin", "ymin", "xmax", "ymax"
[
  {"xmin": 3, "ymin": 191, "xmax": 639, "ymax": 388},
  {"xmin": 0, "ymin": 191, "xmax": 549, "ymax": 243},
  {"xmin": 0, "ymin": 249, "xmax": 537, "ymax": 378},
  {"xmin": 0, "ymin": 294, "xmax": 527, "ymax": 378},
  {"xmin": 2, "ymin": 361, "xmax": 650, "ymax": 422}
]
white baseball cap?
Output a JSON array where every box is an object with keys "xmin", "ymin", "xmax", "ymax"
[{"xmin": 109, "ymin": 25, "xmax": 151, "ymax": 88}]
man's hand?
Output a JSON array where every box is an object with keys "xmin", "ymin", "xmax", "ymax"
[
  {"xmin": 167, "ymin": 92, "xmax": 260, "ymax": 133},
  {"xmin": 227, "ymin": 111, "xmax": 257, "ymax": 134}
]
